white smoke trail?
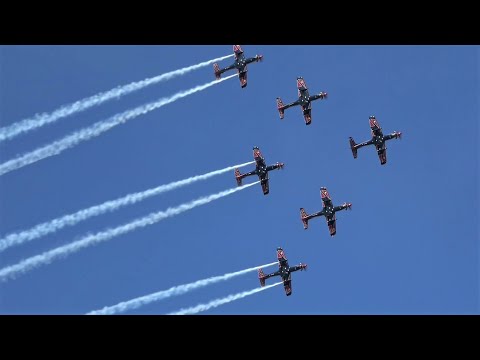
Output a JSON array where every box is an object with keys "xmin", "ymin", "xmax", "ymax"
[
  {"xmin": 0, "ymin": 74, "xmax": 236, "ymax": 177},
  {"xmin": 87, "ymin": 262, "xmax": 277, "ymax": 315},
  {"xmin": 168, "ymin": 282, "xmax": 283, "ymax": 315},
  {"xmin": 0, "ymin": 182, "xmax": 259, "ymax": 282},
  {"xmin": 0, "ymin": 54, "xmax": 234, "ymax": 142},
  {"xmin": 0, "ymin": 160, "xmax": 254, "ymax": 253}
]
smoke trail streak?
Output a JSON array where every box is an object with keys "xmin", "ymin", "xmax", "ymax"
[
  {"xmin": 0, "ymin": 161, "xmax": 254, "ymax": 253},
  {"xmin": 0, "ymin": 182, "xmax": 258, "ymax": 282},
  {"xmin": 87, "ymin": 262, "xmax": 277, "ymax": 315},
  {"xmin": 0, "ymin": 75, "xmax": 236, "ymax": 177},
  {"xmin": 0, "ymin": 54, "xmax": 233, "ymax": 142},
  {"xmin": 168, "ymin": 282, "xmax": 283, "ymax": 315}
]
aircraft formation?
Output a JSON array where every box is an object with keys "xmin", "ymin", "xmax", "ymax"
[
  {"xmin": 0, "ymin": 45, "xmax": 405, "ymax": 313},
  {"xmin": 214, "ymin": 45, "xmax": 402, "ymax": 296}
]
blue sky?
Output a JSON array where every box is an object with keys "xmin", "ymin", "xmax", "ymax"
[{"xmin": 0, "ymin": 45, "xmax": 477, "ymax": 314}]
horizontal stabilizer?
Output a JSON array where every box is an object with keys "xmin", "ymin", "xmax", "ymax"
[
  {"xmin": 234, "ymin": 168, "xmax": 242, "ymax": 186},
  {"xmin": 276, "ymin": 98, "xmax": 285, "ymax": 119},
  {"xmin": 300, "ymin": 208, "xmax": 309, "ymax": 229},
  {"xmin": 213, "ymin": 63, "xmax": 221, "ymax": 80},
  {"xmin": 349, "ymin": 137, "xmax": 358, "ymax": 159},
  {"xmin": 258, "ymin": 269, "xmax": 266, "ymax": 287}
]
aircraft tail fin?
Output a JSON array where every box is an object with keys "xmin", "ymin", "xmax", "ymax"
[
  {"xmin": 234, "ymin": 168, "xmax": 242, "ymax": 186},
  {"xmin": 258, "ymin": 269, "xmax": 266, "ymax": 287},
  {"xmin": 349, "ymin": 137, "xmax": 358, "ymax": 159},
  {"xmin": 276, "ymin": 97, "xmax": 285, "ymax": 119},
  {"xmin": 213, "ymin": 63, "xmax": 221, "ymax": 80},
  {"xmin": 300, "ymin": 208, "xmax": 309, "ymax": 230}
]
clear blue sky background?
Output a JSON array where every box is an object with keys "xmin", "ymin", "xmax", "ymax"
[{"xmin": 0, "ymin": 45, "xmax": 477, "ymax": 315}]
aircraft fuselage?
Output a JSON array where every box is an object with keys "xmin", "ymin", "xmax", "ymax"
[
  {"xmin": 279, "ymin": 260, "xmax": 291, "ymax": 281},
  {"xmin": 371, "ymin": 129, "xmax": 386, "ymax": 151},
  {"xmin": 255, "ymin": 158, "xmax": 267, "ymax": 178},
  {"xmin": 234, "ymin": 53, "xmax": 247, "ymax": 71},
  {"xmin": 322, "ymin": 200, "xmax": 335, "ymax": 222},
  {"xmin": 298, "ymin": 90, "xmax": 311, "ymax": 107}
]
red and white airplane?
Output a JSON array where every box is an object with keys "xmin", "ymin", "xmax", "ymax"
[
  {"xmin": 300, "ymin": 187, "xmax": 352, "ymax": 236},
  {"xmin": 276, "ymin": 76, "xmax": 328, "ymax": 125},
  {"xmin": 349, "ymin": 115, "xmax": 402, "ymax": 165},
  {"xmin": 213, "ymin": 45, "xmax": 263, "ymax": 88},
  {"xmin": 258, "ymin": 247, "xmax": 307, "ymax": 296},
  {"xmin": 234, "ymin": 146, "xmax": 284, "ymax": 195}
]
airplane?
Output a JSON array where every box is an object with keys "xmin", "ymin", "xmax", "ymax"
[
  {"xmin": 349, "ymin": 115, "xmax": 402, "ymax": 165},
  {"xmin": 258, "ymin": 247, "xmax": 307, "ymax": 296},
  {"xmin": 234, "ymin": 146, "xmax": 284, "ymax": 195},
  {"xmin": 276, "ymin": 77, "xmax": 328, "ymax": 125},
  {"xmin": 213, "ymin": 45, "xmax": 263, "ymax": 88},
  {"xmin": 300, "ymin": 187, "xmax": 352, "ymax": 236}
]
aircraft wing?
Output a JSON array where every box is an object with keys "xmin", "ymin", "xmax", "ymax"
[
  {"xmin": 302, "ymin": 103, "xmax": 312, "ymax": 125},
  {"xmin": 253, "ymin": 147, "xmax": 264, "ymax": 161},
  {"xmin": 320, "ymin": 187, "xmax": 332, "ymax": 202},
  {"xmin": 233, "ymin": 45, "xmax": 244, "ymax": 57},
  {"xmin": 378, "ymin": 148, "xmax": 387, "ymax": 165},
  {"xmin": 283, "ymin": 274, "xmax": 292, "ymax": 296},
  {"xmin": 297, "ymin": 77, "xmax": 308, "ymax": 97},
  {"xmin": 369, "ymin": 117, "xmax": 382, "ymax": 131},
  {"xmin": 277, "ymin": 248, "xmax": 287, "ymax": 262},
  {"xmin": 238, "ymin": 70, "xmax": 247, "ymax": 88},
  {"xmin": 261, "ymin": 178, "xmax": 269, "ymax": 195},
  {"xmin": 327, "ymin": 215, "xmax": 337, "ymax": 236}
]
